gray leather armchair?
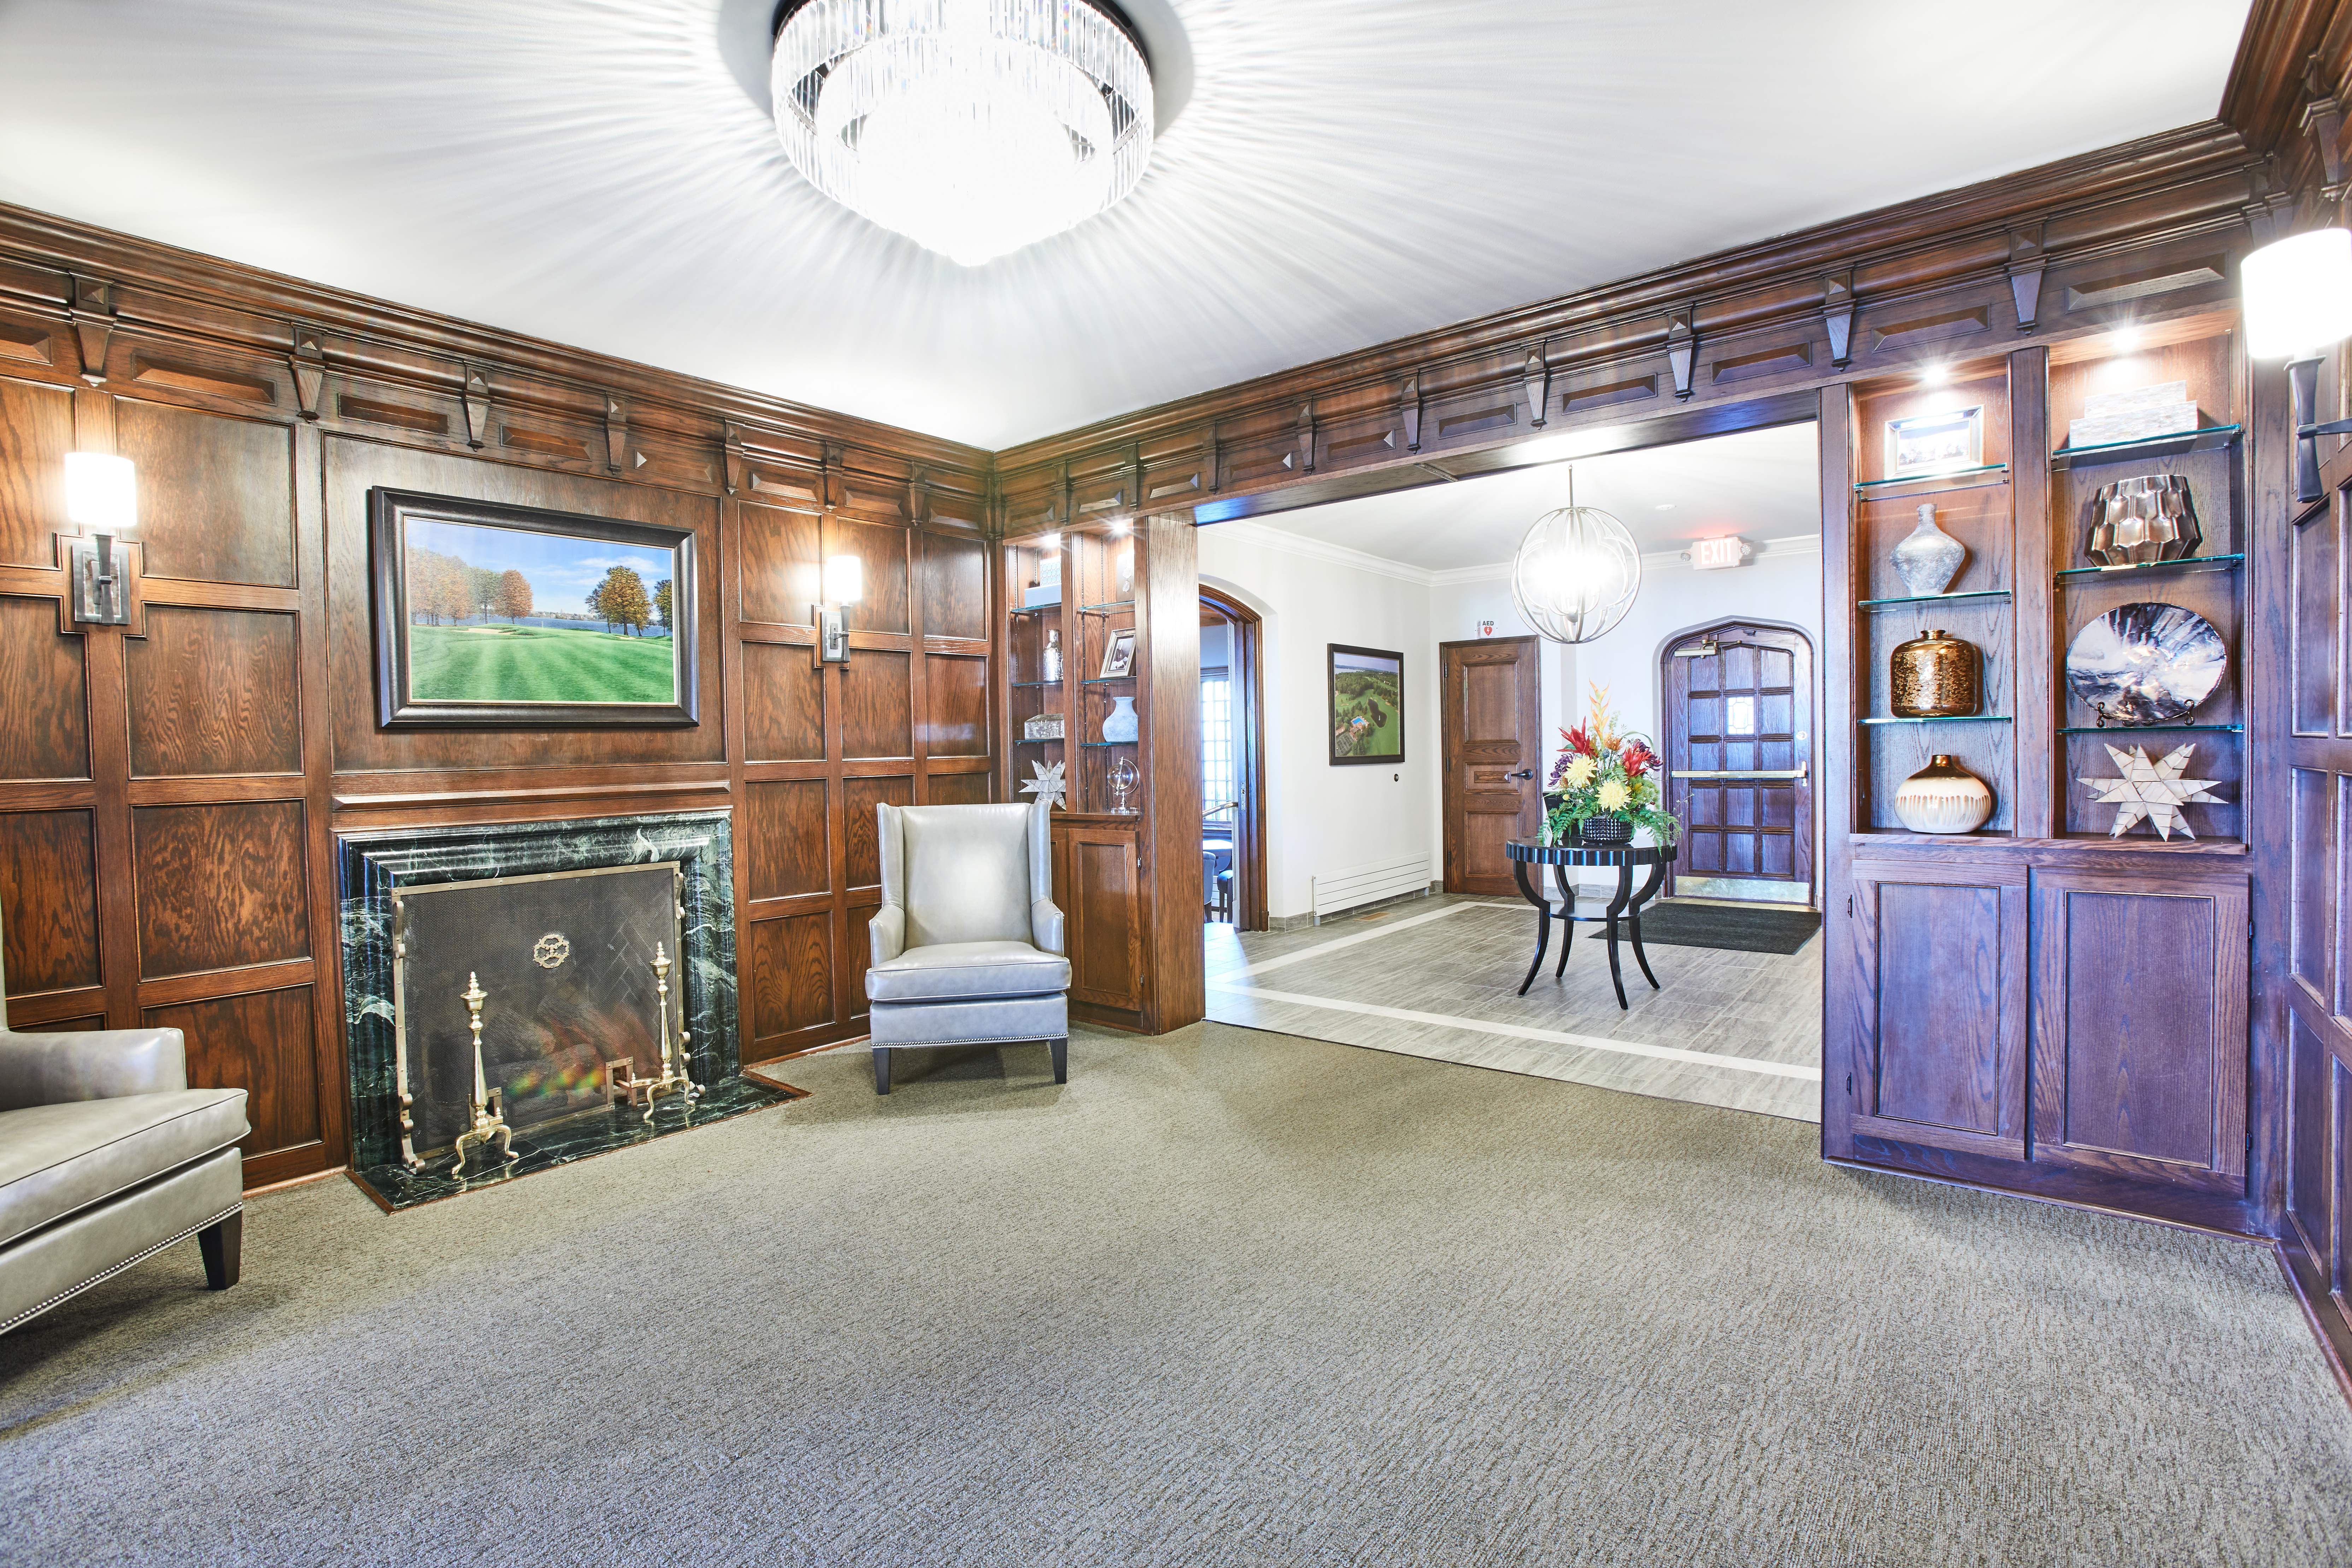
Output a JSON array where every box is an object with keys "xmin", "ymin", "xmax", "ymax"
[
  {"xmin": 0, "ymin": 907, "xmax": 250, "ymax": 1335},
  {"xmin": 866, "ymin": 799, "xmax": 1071, "ymax": 1095}
]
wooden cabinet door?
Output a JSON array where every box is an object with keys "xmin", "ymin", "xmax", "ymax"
[
  {"xmin": 2029, "ymin": 867, "xmax": 2248, "ymax": 1194},
  {"xmin": 1849, "ymin": 858, "xmax": 2030, "ymax": 1160},
  {"xmin": 1062, "ymin": 823, "xmax": 1146, "ymax": 1011}
]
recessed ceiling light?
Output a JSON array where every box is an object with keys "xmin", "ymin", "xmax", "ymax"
[
  {"xmin": 2109, "ymin": 326, "xmax": 2144, "ymax": 351},
  {"xmin": 1655, "ymin": 503, "xmax": 1676, "ymax": 511},
  {"xmin": 1921, "ymin": 363, "xmax": 1951, "ymax": 387}
]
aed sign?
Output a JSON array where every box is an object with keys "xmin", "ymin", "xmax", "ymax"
[
  {"xmin": 1476, "ymin": 620, "xmax": 1496, "ymax": 637},
  {"xmin": 1690, "ymin": 535, "xmax": 1749, "ymax": 571}
]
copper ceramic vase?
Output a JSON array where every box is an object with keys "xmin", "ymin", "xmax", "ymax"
[
  {"xmin": 1890, "ymin": 629, "xmax": 1981, "ymax": 717},
  {"xmin": 1892, "ymin": 755, "xmax": 1994, "ymax": 834}
]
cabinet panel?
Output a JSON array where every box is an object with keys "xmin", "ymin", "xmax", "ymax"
[
  {"xmin": 1849, "ymin": 857, "xmax": 2029, "ymax": 1159},
  {"xmin": 2029, "ymin": 867, "xmax": 2247, "ymax": 1192},
  {"xmin": 1059, "ymin": 822, "xmax": 1144, "ymax": 1011}
]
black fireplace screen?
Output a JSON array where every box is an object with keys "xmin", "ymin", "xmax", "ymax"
[{"xmin": 394, "ymin": 862, "xmax": 681, "ymax": 1158}]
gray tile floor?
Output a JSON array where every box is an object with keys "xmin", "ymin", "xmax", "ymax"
[{"xmin": 1205, "ymin": 892, "xmax": 1825, "ymax": 1122}]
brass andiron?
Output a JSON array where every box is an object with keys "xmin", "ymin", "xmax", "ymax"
[
  {"xmin": 603, "ymin": 943, "xmax": 701, "ymax": 1123},
  {"xmin": 450, "ymin": 971, "xmax": 517, "ymax": 1177}
]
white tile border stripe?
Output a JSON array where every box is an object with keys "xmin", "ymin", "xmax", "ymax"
[{"xmin": 1228, "ymin": 900, "xmax": 1484, "ymax": 978}]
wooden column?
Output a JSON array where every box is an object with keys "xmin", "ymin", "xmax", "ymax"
[{"xmin": 1137, "ymin": 512, "xmax": 1203, "ymax": 1030}]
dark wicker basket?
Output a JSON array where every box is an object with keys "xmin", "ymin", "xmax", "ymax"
[{"xmin": 1572, "ymin": 815, "xmax": 1634, "ymax": 846}]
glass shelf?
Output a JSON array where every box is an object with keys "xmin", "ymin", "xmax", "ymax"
[
  {"xmin": 1854, "ymin": 463, "xmax": 2009, "ymax": 493},
  {"xmin": 1010, "ymin": 680, "xmax": 1063, "ymax": 688},
  {"xmin": 1081, "ymin": 676, "xmax": 1134, "ymax": 686},
  {"xmin": 1857, "ymin": 588, "xmax": 2012, "ymax": 611},
  {"xmin": 1015, "ymin": 734, "xmax": 1065, "ymax": 745},
  {"xmin": 2055, "ymin": 553, "xmax": 2244, "ymax": 583},
  {"xmin": 1008, "ymin": 603, "xmax": 1063, "ymax": 617},
  {"xmin": 1077, "ymin": 599, "xmax": 1135, "ymax": 613},
  {"xmin": 1080, "ymin": 740, "xmax": 1139, "ymax": 748},
  {"xmin": 1858, "ymin": 715, "xmax": 2013, "ymax": 726},
  {"xmin": 2059, "ymin": 723, "xmax": 2242, "ymax": 735},
  {"xmin": 2048, "ymin": 424, "xmax": 2242, "ymax": 471}
]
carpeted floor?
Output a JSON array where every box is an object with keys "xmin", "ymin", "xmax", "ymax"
[{"xmin": 4, "ymin": 1023, "xmax": 2348, "ymax": 1567}]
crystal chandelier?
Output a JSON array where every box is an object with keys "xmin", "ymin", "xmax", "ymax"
[
  {"xmin": 771, "ymin": 0, "xmax": 1154, "ymax": 266},
  {"xmin": 1510, "ymin": 470, "xmax": 1643, "ymax": 645}
]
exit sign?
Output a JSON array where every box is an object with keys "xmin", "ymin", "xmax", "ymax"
[{"xmin": 1690, "ymin": 536, "xmax": 1749, "ymax": 570}]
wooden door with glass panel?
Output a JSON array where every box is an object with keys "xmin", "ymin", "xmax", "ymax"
[{"xmin": 1662, "ymin": 622, "xmax": 1814, "ymax": 904}]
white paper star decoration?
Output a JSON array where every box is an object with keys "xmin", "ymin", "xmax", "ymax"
[
  {"xmin": 2078, "ymin": 742, "xmax": 2223, "ymax": 840},
  {"xmin": 1020, "ymin": 759, "xmax": 1066, "ymax": 812}
]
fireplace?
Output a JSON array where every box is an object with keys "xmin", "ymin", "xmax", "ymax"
[{"xmin": 339, "ymin": 810, "xmax": 788, "ymax": 1209}]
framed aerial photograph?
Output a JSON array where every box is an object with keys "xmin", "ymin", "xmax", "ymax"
[
  {"xmin": 368, "ymin": 489, "xmax": 699, "ymax": 729},
  {"xmin": 1885, "ymin": 405, "xmax": 1984, "ymax": 479},
  {"xmin": 1329, "ymin": 644, "xmax": 1405, "ymax": 765}
]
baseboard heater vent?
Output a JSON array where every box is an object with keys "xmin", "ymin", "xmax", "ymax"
[{"xmin": 1311, "ymin": 852, "xmax": 1432, "ymax": 922}]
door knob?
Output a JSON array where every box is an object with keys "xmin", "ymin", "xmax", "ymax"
[{"xmin": 1507, "ymin": 769, "xmax": 1534, "ymax": 780}]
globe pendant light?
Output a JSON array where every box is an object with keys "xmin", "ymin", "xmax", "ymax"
[
  {"xmin": 772, "ymin": 0, "xmax": 1154, "ymax": 267},
  {"xmin": 1510, "ymin": 469, "xmax": 1642, "ymax": 644}
]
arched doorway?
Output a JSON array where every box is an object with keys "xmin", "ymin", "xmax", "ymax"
[
  {"xmin": 1657, "ymin": 618, "xmax": 1816, "ymax": 908},
  {"xmin": 1200, "ymin": 585, "xmax": 1266, "ymax": 931}
]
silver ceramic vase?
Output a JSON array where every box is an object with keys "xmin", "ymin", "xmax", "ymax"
[{"xmin": 1891, "ymin": 503, "xmax": 1965, "ymax": 596}]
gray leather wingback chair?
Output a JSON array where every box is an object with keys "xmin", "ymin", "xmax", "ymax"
[
  {"xmin": 866, "ymin": 800, "xmax": 1070, "ymax": 1095},
  {"xmin": 0, "ymin": 906, "xmax": 251, "ymax": 1335}
]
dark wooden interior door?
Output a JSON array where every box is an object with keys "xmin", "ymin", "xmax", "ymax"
[
  {"xmin": 1441, "ymin": 636, "xmax": 1542, "ymax": 895},
  {"xmin": 1662, "ymin": 622, "xmax": 1814, "ymax": 903}
]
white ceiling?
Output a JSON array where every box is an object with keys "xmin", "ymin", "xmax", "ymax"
[
  {"xmin": 1236, "ymin": 421, "xmax": 1822, "ymax": 574},
  {"xmin": 0, "ymin": 1, "xmax": 2249, "ymax": 450}
]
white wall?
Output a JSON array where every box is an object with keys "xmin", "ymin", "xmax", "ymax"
[{"xmin": 1198, "ymin": 525, "xmax": 1435, "ymax": 922}]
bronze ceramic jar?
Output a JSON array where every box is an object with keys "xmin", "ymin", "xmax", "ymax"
[{"xmin": 1890, "ymin": 629, "xmax": 1981, "ymax": 718}]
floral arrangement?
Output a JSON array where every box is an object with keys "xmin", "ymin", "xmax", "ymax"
[{"xmin": 1542, "ymin": 683, "xmax": 1680, "ymax": 845}]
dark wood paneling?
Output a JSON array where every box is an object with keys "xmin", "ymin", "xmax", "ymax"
[
  {"xmin": 746, "ymin": 779, "xmax": 828, "ymax": 902},
  {"xmin": 744, "ymin": 640, "xmax": 825, "ymax": 762},
  {"xmin": 1138, "ymin": 514, "xmax": 1204, "ymax": 1030},
  {"xmin": 126, "ymin": 605, "xmax": 301, "ymax": 777},
  {"xmin": 131, "ymin": 800, "xmax": 308, "ymax": 978},
  {"xmin": 0, "ymin": 377, "xmax": 70, "ymax": 568},
  {"xmin": 748, "ymin": 912, "xmax": 833, "ymax": 1042},
  {"xmin": 842, "ymin": 650, "xmax": 913, "ymax": 760},
  {"xmin": 0, "ymin": 808, "xmax": 100, "ymax": 994},
  {"xmin": 1064, "ymin": 823, "xmax": 1144, "ymax": 1011},
  {"xmin": 147, "ymin": 985, "xmax": 320, "ymax": 1158},
  {"xmin": 845, "ymin": 776, "xmax": 913, "ymax": 889},
  {"xmin": 115, "ymin": 400, "xmax": 295, "ymax": 587},
  {"xmin": 829, "ymin": 516, "xmax": 909, "ymax": 636},
  {"xmin": 923, "ymin": 534, "xmax": 988, "ymax": 641},
  {"xmin": 739, "ymin": 501, "xmax": 820, "ymax": 627},
  {"xmin": 0, "ymin": 592, "xmax": 87, "ymax": 779},
  {"xmin": 924, "ymin": 653, "xmax": 987, "ymax": 758},
  {"xmin": 926, "ymin": 770, "xmax": 991, "ymax": 806}
]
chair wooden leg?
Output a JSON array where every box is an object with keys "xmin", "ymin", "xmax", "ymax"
[
  {"xmin": 873, "ymin": 1046, "xmax": 892, "ymax": 1095},
  {"xmin": 198, "ymin": 1210, "xmax": 243, "ymax": 1291},
  {"xmin": 1050, "ymin": 1036, "xmax": 1068, "ymax": 1085}
]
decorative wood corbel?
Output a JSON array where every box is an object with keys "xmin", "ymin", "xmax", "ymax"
[
  {"xmin": 1665, "ymin": 306, "xmax": 1697, "ymax": 400},
  {"xmin": 722, "ymin": 421, "xmax": 746, "ymax": 495},
  {"xmin": 1822, "ymin": 272, "xmax": 1855, "ymax": 369},
  {"xmin": 460, "ymin": 365, "xmax": 491, "ymax": 448},
  {"xmin": 2243, "ymin": 158, "xmax": 2294, "ymax": 245},
  {"xmin": 1205, "ymin": 423, "xmax": 1223, "ymax": 492},
  {"xmin": 603, "ymin": 395, "xmax": 628, "ymax": 472},
  {"xmin": 67, "ymin": 275, "xmax": 114, "ymax": 387},
  {"xmin": 910, "ymin": 467, "xmax": 933, "ymax": 524},
  {"xmin": 2007, "ymin": 224, "xmax": 2046, "ymax": 334},
  {"xmin": 2302, "ymin": 80, "xmax": 2347, "ymax": 218},
  {"xmin": 289, "ymin": 327, "xmax": 325, "ymax": 420},
  {"xmin": 1297, "ymin": 403, "xmax": 1316, "ymax": 472},
  {"xmin": 1523, "ymin": 348, "xmax": 1550, "ymax": 429},
  {"xmin": 823, "ymin": 443, "xmax": 842, "ymax": 510},
  {"xmin": 1400, "ymin": 375, "xmax": 1423, "ymax": 452}
]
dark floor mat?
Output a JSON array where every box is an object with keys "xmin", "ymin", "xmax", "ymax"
[{"xmin": 1628, "ymin": 901, "xmax": 1821, "ymax": 954}]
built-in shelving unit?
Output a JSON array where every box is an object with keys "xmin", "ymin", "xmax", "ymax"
[
  {"xmin": 2047, "ymin": 422, "xmax": 2242, "ymax": 471},
  {"xmin": 1004, "ymin": 524, "xmax": 1146, "ymax": 815}
]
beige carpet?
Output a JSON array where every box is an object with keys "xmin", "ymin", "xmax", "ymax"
[{"xmin": 3, "ymin": 1023, "xmax": 2347, "ymax": 1567}]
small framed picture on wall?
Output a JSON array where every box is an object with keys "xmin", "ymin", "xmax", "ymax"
[
  {"xmin": 1099, "ymin": 627, "xmax": 1137, "ymax": 679},
  {"xmin": 1885, "ymin": 405, "xmax": 1983, "ymax": 478},
  {"xmin": 1329, "ymin": 644, "xmax": 1405, "ymax": 765}
]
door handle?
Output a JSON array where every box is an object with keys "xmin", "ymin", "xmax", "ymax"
[
  {"xmin": 1670, "ymin": 768, "xmax": 1809, "ymax": 780},
  {"xmin": 1507, "ymin": 769, "xmax": 1534, "ymax": 780}
]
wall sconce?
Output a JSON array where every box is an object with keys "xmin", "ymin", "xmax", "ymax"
[
  {"xmin": 817, "ymin": 553, "xmax": 862, "ymax": 663},
  {"xmin": 64, "ymin": 451, "xmax": 137, "ymax": 626},
  {"xmin": 2244, "ymin": 227, "xmax": 2352, "ymax": 503}
]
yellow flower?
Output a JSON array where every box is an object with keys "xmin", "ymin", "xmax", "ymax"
[
  {"xmin": 1595, "ymin": 779, "xmax": 1631, "ymax": 812},
  {"xmin": 1563, "ymin": 754, "xmax": 1598, "ymax": 788}
]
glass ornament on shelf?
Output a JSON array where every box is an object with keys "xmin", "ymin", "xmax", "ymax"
[
  {"xmin": 1109, "ymin": 757, "xmax": 1140, "ymax": 815},
  {"xmin": 1891, "ymin": 503, "xmax": 1964, "ymax": 596},
  {"xmin": 1042, "ymin": 629, "xmax": 1062, "ymax": 684},
  {"xmin": 1510, "ymin": 468, "xmax": 1642, "ymax": 645}
]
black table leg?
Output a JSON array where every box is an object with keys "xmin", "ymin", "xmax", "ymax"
[
  {"xmin": 1601, "ymin": 862, "xmax": 1633, "ymax": 1010},
  {"xmin": 1553, "ymin": 865, "xmax": 1576, "ymax": 977},
  {"xmin": 1511, "ymin": 858, "xmax": 1552, "ymax": 996},
  {"xmin": 1627, "ymin": 856, "xmax": 1669, "ymax": 992}
]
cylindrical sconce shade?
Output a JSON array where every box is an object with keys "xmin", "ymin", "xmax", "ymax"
[
  {"xmin": 2244, "ymin": 228, "xmax": 2352, "ymax": 359},
  {"xmin": 64, "ymin": 452, "xmax": 136, "ymax": 532},
  {"xmin": 822, "ymin": 554, "xmax": 863, "ymax": 604}
]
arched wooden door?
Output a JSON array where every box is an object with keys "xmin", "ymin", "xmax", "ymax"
[{"xmin": 1658, "ymin": 619, "xmax": 1815, "ymax": 906}]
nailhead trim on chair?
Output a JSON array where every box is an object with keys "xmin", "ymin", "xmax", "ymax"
[{"xmin": 0, "ymin": 1201, "xmax": 243, "ymax": 1337}]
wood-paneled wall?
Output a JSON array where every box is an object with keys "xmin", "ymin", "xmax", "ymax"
[{"xmin": 0, "ymin": 206, "xmax": 993, "ymax": 1187}]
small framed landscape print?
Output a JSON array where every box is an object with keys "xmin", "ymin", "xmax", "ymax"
[
  {"xmin": 1886, "ymin": 405, "xmax": 1983, "ymax": 479},
  {"xmin": 1329, "ymin": 644, "xmax": 1405, "ymax": 765},
  {"xmin": 368, "ymin": 488, "xmax": 699, "ymax": 729},
  {"xmin": 1099, "ymin": 627, "xmax": 1137, "ymax": 679}
]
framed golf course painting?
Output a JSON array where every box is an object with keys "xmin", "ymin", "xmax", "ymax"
[
  {"xmin": 368, "ymin": 489, "xmax": 700, "ymax": 728},
  {"xmin": 1328, "ymin": 644, "xmax": 1404, "ymax": 765}
]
